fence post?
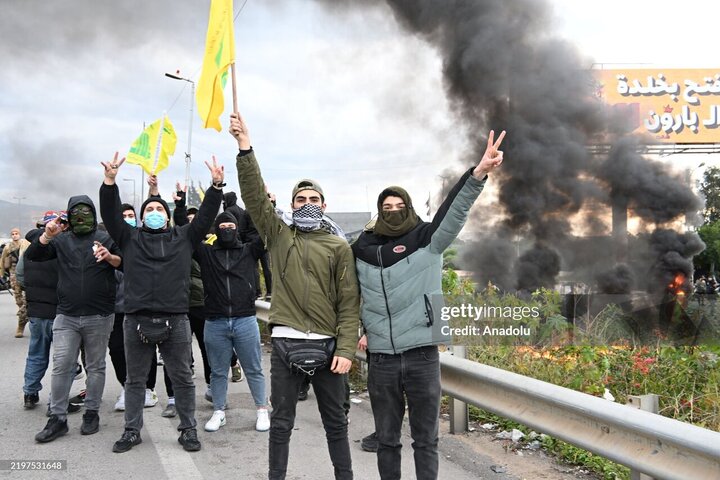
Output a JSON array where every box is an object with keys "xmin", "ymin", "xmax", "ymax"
[
  {"xmin": 627, "ymin": 394, "xmax": 659, "ymax": 480},
  {"xmin": 448, "ymin": 346, "xmax": 469, "ymax": 434}
]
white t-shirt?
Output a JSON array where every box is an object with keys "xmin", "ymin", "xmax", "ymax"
[{"xmin": 271, "ymin": 325, "xmax": 332, "ymax": 340}]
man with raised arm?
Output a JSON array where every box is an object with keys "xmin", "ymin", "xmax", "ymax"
[
  {"xmin": 353, "ymin": 131, "xmax": 505, "ymax": 480},
  {"xmin": 230, "ymin": 112, "xmax": 359, "ymax": 480},
  {"xmin": 98, "ymin": 153, "xmax": 225, "ymax": 454}
]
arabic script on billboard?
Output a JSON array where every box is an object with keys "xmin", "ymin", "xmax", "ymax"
[{"xmin": 596, "ymin": 69, "xmax": 720, "ymax": 144}]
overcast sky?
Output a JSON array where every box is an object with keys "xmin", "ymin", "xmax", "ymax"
[{"xmin": 0, "ymin": 0, "xmax": 717, "ymax": 222}]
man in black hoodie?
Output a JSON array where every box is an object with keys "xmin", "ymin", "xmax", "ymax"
[
  {"xmin": 193, "ymin": 211, "xmax": 269, "ymax": 433},
  {"xmin": 99, "ymin": 153, "xmax": 224, "ymax": 454},
  {"xmin": 26, "ymin": 197, "xmax": 122, "ymax": 443}
]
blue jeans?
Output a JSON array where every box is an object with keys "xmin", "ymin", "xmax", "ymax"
[
  {"xmin": 204, "ymin": 316, "xmax": 266, "ymax": 410},
  {"xmin": 50, "ymin": 313, "xmax": 114, "ymax": 418},
  {"xmin": 269, "ymin": 339, "xmax": 352, "ymax": 480},
  {"xmin": 23, "ymin": 317, "xmax": 54, "ymax": 395},
  {"xmin": 368, "ymin": 346, "xmax": 441, "ymax": 480}
]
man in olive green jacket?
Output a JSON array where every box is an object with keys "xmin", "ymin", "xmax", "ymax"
[{"xmin": 230, "ymin": 112, "xmax": 359, "ymax": 480}]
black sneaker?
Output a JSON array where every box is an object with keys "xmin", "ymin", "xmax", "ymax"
[
  {"xmin": 80, "ymin": 410, "xmax": 99, "ymax": 435},
  {"xmin": 361, "ymin": 432, "xmax": 379, "ymax": 452},
  {"xmin": 46, "ymin": 402, "xmax": 82, "ymax": 417},
  {"xmin": 35, "ymin": 415, "xmax": 68, "ymax": 443},
  {"xmin": 69, "ymin": 390, "xmax": 86, "ymax": 406},
  {"xmin": 178, "ymin": 428, "xmax": 201, "ymax": 452},
  {"xmin": 113, "ymin": 429, "xmax": 142, "ymax": 453},
  {"xmin": 24, "ymin": 393, "xmax": 40, "ymax": 409}
]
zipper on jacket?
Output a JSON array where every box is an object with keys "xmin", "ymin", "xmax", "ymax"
[
  {"xmin": 303, "ymin": 236, "xmax": 311, "ymax": 334},
  {"xmin": 377, "ymin": 246, "xmax": 396, "ymax": 354},
  {"xmin": 225, "ymin": 250, "xmax": 232, "ymax": 317}
]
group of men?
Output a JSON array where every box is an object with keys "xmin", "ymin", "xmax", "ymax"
[{"xmin": 8, "ymin": 110, "xmax": 504, "ymax": 479}]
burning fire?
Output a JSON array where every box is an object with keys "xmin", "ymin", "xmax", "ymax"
[{"xmin": 668, "ymin": 273, "xmax": 686, "ymax": 296}]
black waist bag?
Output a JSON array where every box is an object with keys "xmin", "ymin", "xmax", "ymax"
[
  {"xmin": 136, "ymin": 317, "xmax": 172, "ymax": 344},
  {"xmin": 274, "ymin": 337, "xmax": 336, "ymax": 375}
]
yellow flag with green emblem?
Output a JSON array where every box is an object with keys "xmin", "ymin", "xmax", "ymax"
[
  {"xmin": 197, "ymin": 0, "xmax": 235, "ymax": 131},
  {"xmin": 126, "ymin": 115, "xmax": 177, "ymax": 175}
]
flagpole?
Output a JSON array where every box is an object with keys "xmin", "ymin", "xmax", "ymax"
[
  {"xmin": 231, "ymin": 63, "xmax": 238, "ymax": 113},
  {"xmin": 152, "ymin": 115, "xmax": 166, "ymax": 175}
]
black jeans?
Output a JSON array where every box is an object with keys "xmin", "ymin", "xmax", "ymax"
[
  {"xmin": 268, "ymin": 339, "xmax": 352, "ymax": 480},
  {"xmin": 368, "ymin": 345, "xmax": 441, "ymax": 480},
  {"xmin": 123, "ymin": 313, "xmax": 196, "ymax": 432}
]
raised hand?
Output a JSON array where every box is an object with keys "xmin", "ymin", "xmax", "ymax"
[
  {"xmin": 229, "ymin": 112, "xmax": 251, "ymax": 150},
  {"xmin": 43, "ymin": 217, "xmax": 63, "ymax": 239},
  {"xmin": 146, "ymin": 174, "xmax": 160, "ymax": 197},
  {"xmin": 101, "ymin": 152, "xmax": 126, "ymax": 184},
  {"xmin": 172, "ymin": 181, "xmax": 187, "ymax": 202},
  {"xmin": 473, "ymin": 130, "xmax": 506, "ymax": 179},
  {"xmin": 205, "ymin": 155, "xmax": 225, "ymax": 186}
]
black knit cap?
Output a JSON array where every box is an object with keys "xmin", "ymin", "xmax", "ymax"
[{"xmin": 140, "ymin": 197, "xmax": 170, "ymax": 220}]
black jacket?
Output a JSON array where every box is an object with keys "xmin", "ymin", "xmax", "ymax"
[
  {"xmin": 25, "ymin": 195, "xmax": 119, "ymax": 316},
  {"xmin": 194, "ymin": 217, "xmax": 264, "ymax": 319},
  {"xmin": 99, "ymin": 182, "xmax": 222, "ymax": 314},
  {"xmin": 22, "ymin": 228, "xmax": 59, "ymax": 319}
]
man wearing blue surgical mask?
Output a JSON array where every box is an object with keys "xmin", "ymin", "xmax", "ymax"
[
  {"xmin": 99, "ymin": 153, "xmax": 225, "ymax": 455},
  {"xmin": 121, "ymin": 204, "xmax": 137, "ymax": 228}
]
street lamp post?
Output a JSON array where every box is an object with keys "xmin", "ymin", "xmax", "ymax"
[
  {"xmin": 165, "ymin": 72, "xmax": 195, "ymax": 189},
  {"xmin": 12, "ymin": 196, "xmax": 26, "ymax": 229},
  {"xmin": 123, "ymin": 178, "xmax": 137, "ymax": 209}
]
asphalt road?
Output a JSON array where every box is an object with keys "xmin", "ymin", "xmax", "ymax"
[{"xmin": 0, "ymin": 292, "xmax": 519, "ymax": 480}]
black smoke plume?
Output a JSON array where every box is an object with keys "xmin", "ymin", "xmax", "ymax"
[{"xmin": 312, "ymin": 0, "xmax": 704, "ymax": 293}]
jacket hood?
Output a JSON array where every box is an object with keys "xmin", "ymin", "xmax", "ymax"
[
  {"xmin": 66, "ymin": 195, "xmax": 98, "ymax": 232},
  {"xmin": 377, "ymin": 186, "xmax": 414, "ymax": 212},
  {"xmin": 223, "ymin": 192, "xmax": 238, "ymax": 208}
]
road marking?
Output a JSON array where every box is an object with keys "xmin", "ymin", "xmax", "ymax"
[{"xmin": 144, "ymin": 408, "xmax": 204, "ymax": 479}]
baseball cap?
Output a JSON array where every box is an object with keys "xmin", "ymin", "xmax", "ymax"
[{"xmin": 291, "ymin": 179, "xmax": 324, "ymax": 202}]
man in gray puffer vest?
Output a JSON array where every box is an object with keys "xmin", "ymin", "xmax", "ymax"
[{"xmin": 351, "ymin": 130, "xmax": 505, "ymax": 480}]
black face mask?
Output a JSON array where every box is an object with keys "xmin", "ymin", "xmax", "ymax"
[{"xmin": 217, "ymin": 227, "xmax": 237, "ymax": 246}]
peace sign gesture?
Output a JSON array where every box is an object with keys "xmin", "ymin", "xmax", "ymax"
[
  {"xmin": 205, "ymin": 155, "xmax": 225, "ymax": 186},
  {"xmin": 473, "ymin": 130, "xmax": 506, "ymax": 179},
  {"xmin": 101, "ymin": 152, "xmax": 126, "ymax": 185}
]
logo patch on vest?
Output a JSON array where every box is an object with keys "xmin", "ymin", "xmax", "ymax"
[{"xmin": 393, "ymin": 245, "xmax": 407, "ymax": 254}]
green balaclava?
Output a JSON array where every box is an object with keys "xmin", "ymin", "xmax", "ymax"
[
  {"xmin": 373, "ymin": 186, "xmax": 419, "ymax": 237},
  {"xmin": 70, "ymin": 203, "xmax": 94, "ymax": 235}
]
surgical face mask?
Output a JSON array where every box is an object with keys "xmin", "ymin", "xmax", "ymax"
[
  {"xmin": 292, "ymin": 203, "xmax": 323, "ymax": 231},
  {"xmin": 143, "ymin": 211, "xmax": 167, "ymax": 230},
  {"xmin": 124, "ymin": 217, "xmax": 137, "ymax": 227}
]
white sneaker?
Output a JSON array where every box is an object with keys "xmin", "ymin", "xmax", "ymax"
[
  {"xmin": 114, "ymin": 390, "xmax": 126, "ymax": 411},
  {"xmin": 144, "ymin": 389, "xmax": 158, "ymax": 408},
  {"xmin": 205, "ymin": 410, "xmax": 226, "ymax": 432},
  {"xmin": 256, "ymin": 408, "xmax": 270, "ymax": 432}
]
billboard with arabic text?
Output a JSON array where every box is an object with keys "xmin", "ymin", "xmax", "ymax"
[{"xmin": 595, "ymin": 69, "xmax": 720, "ymax": 144}]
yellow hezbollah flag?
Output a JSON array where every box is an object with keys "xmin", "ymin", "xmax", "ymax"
[
  {"xmin": 197, "ymin": 0, "xmax": 235, "ymax": 131},
  {"xmin": 126, "ymin": 116, "xmax": 177, "ymax": 175}
]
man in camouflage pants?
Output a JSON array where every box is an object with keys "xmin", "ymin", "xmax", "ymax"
[{"xmin": 1, "ymin": 228, "xmax": 30, "ymax": 337}]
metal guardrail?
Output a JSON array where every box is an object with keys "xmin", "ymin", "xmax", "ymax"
[{"xmin": 254, "ymin": 301, "xmax": 720, "ymax": 480}]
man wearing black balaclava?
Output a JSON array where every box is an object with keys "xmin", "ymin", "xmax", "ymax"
[
  {"xmin": 352, "ymin": 131, "xmax": 506, "ymax": 480},
  {"xmin": 26, "ymin": 196, "xmax": 122, "ymax": 444},
  {"xmin": 98, "ymin": 152, "xmax": 224, "ymax": 454},
  {"xmin": 192, "ymin": 211, "xmax": 269, "ymax": 433}
]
